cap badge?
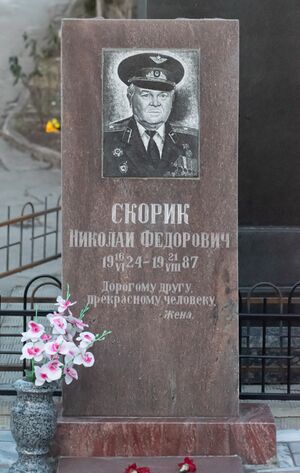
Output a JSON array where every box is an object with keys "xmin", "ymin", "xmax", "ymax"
[
  {"xmin": 146, "ymin": 70, "xmax": 167, "ymax": 80},
  {"xmin": 119, "ymin": 161, "xmax": 128, "ymax": 174},
  {"xmin": 150, "ymin": 55, "xmax": 168, "ymax": 64},
  {"xmin": 112, "ymin": 147, "xmax": 123, "ymax": 158}
]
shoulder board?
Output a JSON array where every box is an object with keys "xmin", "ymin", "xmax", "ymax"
[
  {"xmin": 104, "ymin": 117, "xmax": 131, "ymax": 133},
  {"xmin": 170, "ymin": 123, "xmax": 198, "ymax": 137}
]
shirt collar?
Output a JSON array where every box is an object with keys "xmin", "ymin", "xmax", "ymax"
[{"xmin": 135, "ymin": 119, "xmax": 165, "ymax": 140}]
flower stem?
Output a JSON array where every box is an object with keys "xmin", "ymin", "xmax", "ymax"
[
  {"xmin": 79, "ymin": 304, "xmax": 89, "ymax": 320},
  {"xmin": 34, "ymin": 305, "xmax": 38, "ymax": 322},
  {"xmin": 95, "ymin": 330, "xmax": 112, "ymax": 342}
]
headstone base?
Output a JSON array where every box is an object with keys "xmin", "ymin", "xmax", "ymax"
[
  {"xmin": 52, "ymin": 404, "xmax": 276, "ymax": 465},
  {"xmin": 57, "ymin": 455, "xmax": 245, "ymax": 473}
]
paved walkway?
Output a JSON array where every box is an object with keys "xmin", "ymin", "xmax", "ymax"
[
  {"xmin": 245, "ymin": 430, "xmax": 300, "ymax": 471},
  {"xmin": 2, "ymin": 429, "xmax": 300, "ymax": 473}
]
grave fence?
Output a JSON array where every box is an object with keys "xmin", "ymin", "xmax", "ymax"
[{"xmin": 0, "ymin": 197, "xmax": 61, "ymax": 278}]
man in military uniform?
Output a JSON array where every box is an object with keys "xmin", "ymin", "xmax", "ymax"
[{"xmin": 103, "ymin": 52, "xmax": 198, "ymax": 178}]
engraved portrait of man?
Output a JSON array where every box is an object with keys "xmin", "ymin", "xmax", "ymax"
[{"xmin": 102, "ymin": 50, "xmax": 199, "ymax": 178}]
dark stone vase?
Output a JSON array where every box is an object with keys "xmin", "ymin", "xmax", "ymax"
[{"xmin": 9, "ymin": 379, "xmax": 57, "ymax": 473}]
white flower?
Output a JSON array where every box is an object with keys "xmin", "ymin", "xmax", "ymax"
[
  {"xmin": 55, "ymin": 296, "xmax": 76, "ymax": 314},
  {"xmin": 20, "ymin": 342, "xmax": 44, "ymax": 362},
  {"xmin": 21, "ymin": 321, "xmax": 44, "ymax": 342},
  {"xmin": 74, "ymin": 351, "xmax": 95, "ymax": 367},
  {"xmin": 47, "ymin": 314, "xmax": 68, "ymax": 335},
  {"xmin": 64, "ymin": 366, "xmax": 78, "ymax": 385},
  {"xmin": 76, "ymin": 331, "xmax": 95, "ymax": 349}
]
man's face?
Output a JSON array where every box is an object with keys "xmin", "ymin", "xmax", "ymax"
[{"xmin": 130, "ymin": 86, "xmax": 174, "ymax": 129}]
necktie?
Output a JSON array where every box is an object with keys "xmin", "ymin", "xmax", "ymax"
[{"xmin": 146, "ymin": 130, "xmax": 160, "ymax": 168}]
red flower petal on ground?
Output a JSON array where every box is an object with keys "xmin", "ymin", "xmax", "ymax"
[
  {"xmin": 124, "ymin": 463, "xmax": 151, "ymax": 473},
  {"xmin": 178, "ymin": 457, "xmax": 197, "ymax": 472},
  {"xmin": 124, "ymin": 464, "xmax": 138, "ymax": 473}
]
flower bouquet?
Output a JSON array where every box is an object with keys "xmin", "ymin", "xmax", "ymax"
[
  {"xmin": 9, "ymin": 287, "xmax": 111, "ymax": 473},
  {"xmin": 20, "ymin": 286, "xmax": 111, "ymax": 385}
]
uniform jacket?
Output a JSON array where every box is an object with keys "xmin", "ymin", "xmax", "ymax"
[{"xmin": 103, "ymin": 116, "xmax": 198, "ymax": 178}]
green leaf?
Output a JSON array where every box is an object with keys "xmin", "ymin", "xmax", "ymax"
[{"xmin": 25, "ymin": 369, "xmax": 35, "ymax": 383}]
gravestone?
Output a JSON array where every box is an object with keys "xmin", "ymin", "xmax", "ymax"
[
  {"xmin": 144, "ymin": 0, "xmax": 300, "ymax": 287},
  {"xmin": 56, "ymin": 18, "xmax": 276, "ymax": 466},
  {"xmin": 62, "ymin": 17, "xmax": 239, "ymax": 418}
]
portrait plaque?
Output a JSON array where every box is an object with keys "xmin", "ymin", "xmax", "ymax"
[
  {"xmin": 102, "ymin": 48, "xmax": 199, "ymax": 178},
  {"xmin": 62, "ymin": 19, "xmax": 239, "ymax": 417}
]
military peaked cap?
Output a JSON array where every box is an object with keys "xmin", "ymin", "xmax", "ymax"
[{"xmin": 118, "ymin": 52, "xmax": 185, "ymax": 91}]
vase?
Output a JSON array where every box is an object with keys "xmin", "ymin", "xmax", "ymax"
[{"xmin": 9, "ymin": 378, "xmax": 57, "ymax": 473}]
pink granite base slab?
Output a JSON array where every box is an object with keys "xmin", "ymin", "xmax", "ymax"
[
  {"xmin": 57, "ymin": 456, "xmax": 244, "ymax": 473},
  {"xmin": 52, "ymin": 404, "xmax": 276, "ymax": 465}
]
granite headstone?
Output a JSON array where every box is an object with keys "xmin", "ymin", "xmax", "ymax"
[{"xmin": 62, "ymin": 19, "xmax": 239, "ymax": 417}]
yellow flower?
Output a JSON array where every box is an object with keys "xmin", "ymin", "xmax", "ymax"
[{"xmin": 45, "ymin": 118, "xmax": 61, "ymax": 133}]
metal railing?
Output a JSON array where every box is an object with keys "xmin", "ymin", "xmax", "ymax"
[
  {"xmin": 239, "ymin": 281, "xmax": 300, "ymax": 399},
  {"xmin": 0, "ymin": 197, "xmax": 61, "ymax": 278},
  {"xmin": 0, "ymin": 275, "xmax": 61, "ymax": 394},
  {"xmin": 1, "ymin": 277, "xmax": 300, "ymax": 399}
]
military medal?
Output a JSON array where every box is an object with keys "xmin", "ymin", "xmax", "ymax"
[
  {"xmin": 112, "ymin": 147, "xmax": 124, "ymax": 158},
  {"xmin": 119, "ymin": 161, "xmax": 128, "ymax": 174}
]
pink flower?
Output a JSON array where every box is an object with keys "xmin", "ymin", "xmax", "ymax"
[
  {"xmin": 41, "ymin": 333, "xmax": 51, "ymax": 342},
  {"xmin": 64, "ymin": 345, "xmax": 81, "ymax": 364},
  {"xmin": 67, "ymin": 315, "xmax": 89, "ymax": 332},
  {"xmin": 47, "ymin": 314, "xmax": 67, "ymax": 335},
  {"xmin": 65, "ymin": 327, "xmax": 76, "ymax": 341},
  {"xmin": 34, "ymin": 361, "xmax": 63, "ymax": 385},
  {"xmin": 55, "ymin": 296, "xmax": 76, "ymax": 314},
  {"xmin": 35, "ymin": 365, "xmax": 51, "ymax": 386},
  {"xmin": 59, "ymin": 341, "xmax": 78, "ymax": 356},
  {"xmin": 76, "ymin": 331, "xmax": 95, "ymax": 349},
  {"xmin": 82, "ymin": 352, "xmax": 95, "ymax": 367},
  {"xmin": 20, "ymin": 342, "xmax": 44, "ymax": 362},
  {"xmin": 64, "ymin": 366, "xmax": 78, "ymax": 385},
  {"xmin": 74, "ymin": 351, "xmax": 95, "ymax": 367},
  {"xmin": 43, "ymin": 360, "xmax": 63, "ymax": 381},
  {"xmin": 44, "ymin": 335, "xmax": 64, "ymax": 356},
  {"xmin": 21, "ymin": 321, "xmax": 44, "ymax": 342}
]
